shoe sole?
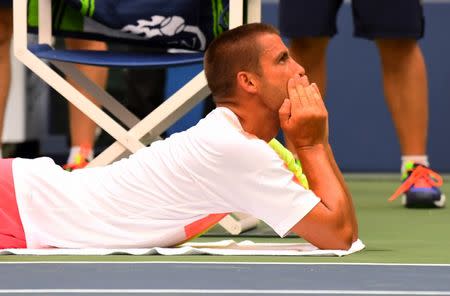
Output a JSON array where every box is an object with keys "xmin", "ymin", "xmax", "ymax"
[{"xmin": 401, "ymin": 193, "xmax": 446, "ymax": 208}]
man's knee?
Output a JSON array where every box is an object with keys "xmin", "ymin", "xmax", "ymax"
[
  {"xmin": 290, "ymin": 37, "xmax": 329, "ymax": 61},
  {"xmin": 375, "ymin": 38, "xmax": 419, "ymax": 57}
]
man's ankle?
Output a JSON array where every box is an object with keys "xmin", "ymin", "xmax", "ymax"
[
  {"xmin": 400, "ymin": 155, "xmax": 429, "ymax": 179},
  {"xmin": 67, "ymin": 145, "xmax": 94, "ymax": 164}
]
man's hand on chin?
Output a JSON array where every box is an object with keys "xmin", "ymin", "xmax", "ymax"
[{"xmin": 279, "ymin": 76, "xmax": 328, "ymax": 151}]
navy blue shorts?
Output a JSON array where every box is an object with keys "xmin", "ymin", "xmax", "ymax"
[
  {"xmin": 279, "ymin": 0, "xmax": 424, "ymax": 40},
  {"xmin": 0, "ymin": 0, "xmax": 11, "ymax": 8}
]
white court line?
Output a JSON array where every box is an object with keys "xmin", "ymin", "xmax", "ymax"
[
  {"xmin": 0, "ymin": 289, "xmax": 450, "ymax": 295},
  {"xmin": 0, "ymin": 261, "xmax": 450, "ymax": 267}
]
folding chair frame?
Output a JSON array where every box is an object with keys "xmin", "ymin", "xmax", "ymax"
[{"xmin": 13, "ymin": 0, "xmax": 261, "ymax": 235}]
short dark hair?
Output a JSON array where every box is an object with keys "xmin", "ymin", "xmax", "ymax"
[{"xmin": 204, "ymin": 23, "xmax": 280, "ymax": 100}]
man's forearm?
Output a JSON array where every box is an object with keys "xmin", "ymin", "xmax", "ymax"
[
  {"xmin": 325, "ymin": 144, "xmax": 359, "ymax": 241},
  {"xmin": 281, "ymin": 78, "xmax": 357, "ymax": 249},
  {"xmin": 296, "ymin": 144, "xmax": 357, "ymax": 239},
  {"xmin": 297, "ymin": 145, "xmax": 348, "ymax": 210}
]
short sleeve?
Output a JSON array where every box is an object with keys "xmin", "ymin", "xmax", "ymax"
[{"xmin": 212, "ymin": 137, "xmax": 321, "ymax": 237}]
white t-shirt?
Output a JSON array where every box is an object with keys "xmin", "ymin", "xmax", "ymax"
[{"xmin": 12, "ymin": 107, "xmax": 320, "ymax": 248}]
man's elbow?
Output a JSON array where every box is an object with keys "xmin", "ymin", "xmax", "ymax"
[
  {"xmin": 328, "ymin": 202, "xmax": 358, "ymax": 250},
  {"xmin": 319, "ymin": 217, "xmax": 355, "ymax": 250},
  {"xmin": 334, "ymin": 223, "xmax": 354, "ymax": 250},
  {"xmin": 321, "ymin": 209, "xmax": 357, "ymax": 250},
  {"xmin": 305, "ymin": 224, "xmax": 354, "ymax": 250},
  {"xmin": 301, "ymin": 220, "xmax": 356, "ymax": 250},
  {"xmin": 293, "ymin": 203, "xmax": 358, "ymax": 250}
]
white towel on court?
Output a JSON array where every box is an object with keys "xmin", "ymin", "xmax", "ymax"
[{"xmin": 0, "ymin": 239, "xmax": 365, "ymax": 256}]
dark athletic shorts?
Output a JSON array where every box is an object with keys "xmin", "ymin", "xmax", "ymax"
[
  {"xmin": 279, "ymin": 0, "xmax": 424, "ymax": 40},
  {"xmin": 0, "ymin": 0, "xmax": 11, "ymax": 8}
]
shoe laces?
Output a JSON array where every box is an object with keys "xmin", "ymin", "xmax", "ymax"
[{"xmin": 389, "ymin": 164, "xmax": 443, "ymax": 202}]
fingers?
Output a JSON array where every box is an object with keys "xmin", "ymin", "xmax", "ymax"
[
  {"xmin": 278, "ymin": 98, "xmax": 291, "ymax": 127},
  {"xmin": 299, "ymin": 75, "xmax": 310, "ymax": 87},
  {"xmin": 290, "ymin": 76, "xmax": 310, "ymax": 111},
  {"xmin": 311, "ymin": 83, "xmax": 321, "ymax": 99},
  {"xmin": 288, "ymin": 77, "xmax": 324, "ymax": 113},
  {"xmin": 304, "ymin": 84, "xmax": 317, "ymax": 106},
  {"xmin": 288, "ymin": 78, "xmax": 303, "ymax": 110},
  {"xmin": 310, "ymin": 83, "xmax": 327, "ymax": 112},
  {"xmin": 295, "ymin": 77, "xmax": 309, "ymax": 106}
]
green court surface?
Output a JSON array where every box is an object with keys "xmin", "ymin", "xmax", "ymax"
[{"xmin": 1, "ymin": 175, "xmax": 449, "ymax": 264}]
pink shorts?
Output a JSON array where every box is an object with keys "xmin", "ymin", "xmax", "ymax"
[{"xmin": 0, "ymin": 158, "xmax": 26, "ymax": 248}]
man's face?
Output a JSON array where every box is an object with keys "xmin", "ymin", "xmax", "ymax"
[{"xmin": 256, "ymin": 34, "xmax": 307, "ymax": 111}]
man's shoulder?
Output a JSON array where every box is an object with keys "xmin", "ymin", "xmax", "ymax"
[
  {"xmin": 180, "ymin": 108, "xmax": 276, "ymax": 165},
  {"xmin": 198, "ymin": 109, "xmax": 262, "ymax": 145}
]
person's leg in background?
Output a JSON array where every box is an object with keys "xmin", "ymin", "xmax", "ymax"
[
  {"xmin": 124, "ymin": 67, "xmax": 166, "ymax": 121},
  {"xmin": 279, "ymin": 0, "xmax": 343, "ymax": 95},
  {"xmin": 353, "ymin": 0, "xmax": 445, "ymax": 207},
  {"xmin": 278, "ymin": 0, "xmax": 341, "ymax": 150},
  {"xmin": 63, "ymin": 38, "xmax": 108, "ymax": 169},
  {"xmin": 123, "ymin": 45, "xmax": 167, "ymax": 140},
  {"xmin": 376, "ymin": 39, "xmax": 428, "ymax": 169},
  {"xmin": 289, "ymin": 37, "xmax": 329, "ymax": 96},
  {"xmin": 0, "ymin": 5, "xmax": 12, "ymax": 158}
]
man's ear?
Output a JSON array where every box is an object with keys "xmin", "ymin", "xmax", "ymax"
[{"xmin": 236, "ymin": 71, "xmax": 258, "ymax": 94}]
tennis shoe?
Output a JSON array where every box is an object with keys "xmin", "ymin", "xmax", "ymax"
[
  {"xmin": 63, "ymin": 152, "xmax": 90, "ymax": 171},
  {"xmin": 389, "ymin": 162, "xmax": 445, "ymax": 208},
  {"xmin": 63, "ymin": 146, "xmax": 92, "ymax": 172}
]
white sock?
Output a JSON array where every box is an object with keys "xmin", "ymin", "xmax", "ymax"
[
  {"xmin": 67, "ymin": 146, "xmax": 94, "ymax": 164},
  {"xmin": 401, "ymin": 155, "xmax": 429, "ymax": 176}
]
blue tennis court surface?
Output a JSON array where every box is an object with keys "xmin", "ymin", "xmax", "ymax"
[{"xmin": 1, "ymin": 262, "xmax": 449, "ymax": 295}]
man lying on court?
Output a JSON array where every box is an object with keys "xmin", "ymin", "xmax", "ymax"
[{"xmin": 0, "ymin": 23, "xmax": 358, "ymax": 250}]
